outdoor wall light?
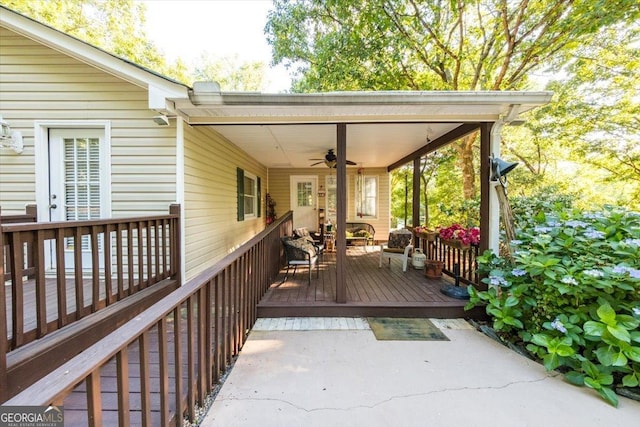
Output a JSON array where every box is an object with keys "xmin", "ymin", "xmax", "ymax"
[
  {"xmin": 152, "ymin": 115, "xmax": 170, "ymax": 126},
  {"xmin": 0, "ymin": 115, "xmax": 24, "ymax": 154},
  {"xmin": 490, "ymin": 155, "xmax": 518, "ymax": 182}
]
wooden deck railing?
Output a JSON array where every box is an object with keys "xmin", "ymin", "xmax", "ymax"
[
  {"xmin": 0, "ymin": 205, "xmax": 181, "ymax": 351},
  {"xmin": 1, "ymin": 204, "xmax": 38, "ymax": 281},
  {"xmin": 416, "ymin": 234, "xmax": 480, "ymax": 286},
  {"xmin": 4, "ymin": 211, "xmax": 293, "ymax": 425}
]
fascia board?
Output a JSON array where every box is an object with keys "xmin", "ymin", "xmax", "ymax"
[{"xmin": 187, "ymin": 90, "xmax": 553, "ymax": 107}]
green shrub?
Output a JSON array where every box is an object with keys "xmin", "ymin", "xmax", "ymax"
[{"xmin": 466, "ymin": 205, "xmax": 640, "ymax": 407}]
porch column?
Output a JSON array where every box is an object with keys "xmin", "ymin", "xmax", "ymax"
[
  {"xmin": 335, "ymin": 123, "xmax": 347, "ymax": 303},
  {"xmin": 487, "ymin": 120, "xmax": 503, "ymax": 254},
  {"xmin": 412, "ymin": 157, "xmax": 421, "ymax": 250},
  {"xmin": 479, "ymin": 122, "xmax": 496, "ymax": 254},
  {"xmin": 412, "ymin": 157, "xmax": 421, "ymax": 229}
]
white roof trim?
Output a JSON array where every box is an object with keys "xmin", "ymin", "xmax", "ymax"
[
  {"xmin": 188, "ymin": 89, "xmax": 552, "ymax": 106},
  {"xmin": 0, "ymin": 6, "xmax": 188, "ymax": 106},
  {"xmin": 174, "ymin": 90, "xmax": 553, "ymax": 125}
]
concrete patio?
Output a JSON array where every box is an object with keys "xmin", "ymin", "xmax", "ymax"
[{"xmin": 202, "ymin": 318, "xmax": 640, "ymax": 426}]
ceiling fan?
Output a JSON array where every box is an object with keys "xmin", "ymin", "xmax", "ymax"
[{"xmin": 309, "ymin": 149, "xmax": 357, "ymax": 168}]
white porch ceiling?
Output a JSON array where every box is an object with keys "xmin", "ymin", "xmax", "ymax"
[
  {"xmin": 207, "ymin": 122, "xmax": 460, "ymax": 169},
  {"xmin": 170, "ymin": 90, "xmax": 553, "ymax": 169}
]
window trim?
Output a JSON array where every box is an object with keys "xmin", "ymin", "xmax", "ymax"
[
  {"xmin": 34, "ymin": 121, "xmax": 111, "ymax": 222},
  {"xmin": 243, "ymin": 171, "xmax": 258, "ymax": 219},
  {"xmin": 355, "ymin": 174, "xmax": 378, "ymax": 219},
  {"xmin": 237, "ymin": 167, "xmax": 261, "ymax": 222}
]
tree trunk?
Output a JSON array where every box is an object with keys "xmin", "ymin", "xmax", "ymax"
[{"xmin": 454, "ymin": 134, "xmax": 478, "ymax": 199}]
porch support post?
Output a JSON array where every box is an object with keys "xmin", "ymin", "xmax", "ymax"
[
  {"xmin": 487, "ymin": 120, "xmax": 503, "ymax": 254},
  {"xmin": 335, "ymin": 123, "xmax": 347, "ymax": 303},
  {"xmin": 412, "ymin": 157, "xmax": 421, "ymax": 248},
  {"xmin": 479, "ymin": 121, "xmax": 496, "ymax": 254}
]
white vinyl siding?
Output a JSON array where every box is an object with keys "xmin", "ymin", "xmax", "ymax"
[{"xmin": 0, "ymin": 27, "xmax": 176, "ymax": 217}]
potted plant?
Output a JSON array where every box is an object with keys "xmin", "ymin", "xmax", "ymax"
[
  {"xmin": 438, "ymin": 224, "xmax": 480, "ymax": 249},
  {"xmin": 413, "ymin": 225, "xmax": 438, "ymax": 241},
  {"xmin": 425, "ymin": 259, "xmax": 444, "ymax": 279}
]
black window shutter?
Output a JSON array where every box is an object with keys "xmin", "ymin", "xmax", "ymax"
[
  {"xmin": 257, "ymin": 176, "xmax": 262, "ymax": 217},
  {"xmin": 237, "ymin": 167, "xmax": 244, "ymax": 221}
]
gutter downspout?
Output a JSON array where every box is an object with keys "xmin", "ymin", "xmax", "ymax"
[{"xmin": 176, "ymin": 117, "xmax": 186, "ymax": 282}]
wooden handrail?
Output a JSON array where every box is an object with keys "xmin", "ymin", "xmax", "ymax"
[{"xmin": 4, "ymin": 212, "xmax": 293, "ymax": 425}]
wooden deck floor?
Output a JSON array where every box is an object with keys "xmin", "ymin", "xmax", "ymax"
[{"xmin": 258, "ymin": 246, "xmax": 482, "ymax": 318}]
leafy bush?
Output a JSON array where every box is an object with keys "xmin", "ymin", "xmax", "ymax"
[{"xmin": 466, "ymin": 205, "xmax": 640, "ymax": 407}]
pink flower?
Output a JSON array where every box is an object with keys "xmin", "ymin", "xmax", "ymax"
[{"xmin": 438, "ymin": 225, "xmax": 480, "ymax": 245}]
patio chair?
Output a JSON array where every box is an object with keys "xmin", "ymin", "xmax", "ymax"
[
  {"xmin": 293, "ymin": 226, "xmax": 325, "ymax": 260},
  {"xmin": 379, "ymin": 229, "xmax": 413, "ymax": 272},
  {"xmin": 281, "ymin": 236, "xmax": 320, "ymax": 285}
]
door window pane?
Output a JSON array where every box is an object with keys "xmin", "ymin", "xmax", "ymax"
[
  {"xmin": 297, "ymin": 182, "xmax": 313, "ymax": 207},
  {"xmin": 63, "ymin": 137, "xmax": 101, "ymax": 249}
]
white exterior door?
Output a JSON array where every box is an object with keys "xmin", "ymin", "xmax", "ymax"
[
  {"xmin": 48, "ymin": 128, "xmax": 106, "ymax": 269},
  {"xmin": 290, "ymin": 176, "xmax": 318, "ymax": 231}
]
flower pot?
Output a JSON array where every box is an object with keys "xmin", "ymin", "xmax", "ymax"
[
  {"xmin": 425, "ymin": 231, "xmax": 438, "ymax": 242},
  {"xmin": 425, "ymin": 259, "xmax": 444, "ymax": 279},
  {"xmin": 444, "ymin": 239, "xmax": 470, "ymax": 250}
]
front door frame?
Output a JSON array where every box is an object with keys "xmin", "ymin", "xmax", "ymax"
[{"xmin": 33, "ymin": 120, "xmax": 112, "ymax": 269}]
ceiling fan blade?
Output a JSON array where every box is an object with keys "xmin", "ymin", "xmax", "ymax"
[
  {"xmin": 346, "ymin": 160, "xmax": 357, "ymax": 165},
  {"xmin": 310, "ymin": 161, "xmax": 325, "ymax": 166},
  {"xmin": 308, "ymin": 158, "xmax": 325, "ymax": 161}
]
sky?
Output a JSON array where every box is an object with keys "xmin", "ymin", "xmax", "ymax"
[{"xmin": 139, "ymin": 0, "xmax": 292, "ymax": 92}]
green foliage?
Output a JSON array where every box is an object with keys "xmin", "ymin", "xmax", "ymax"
[
  {"xmin": 192, "ymin": 53, "xmax": 267, "ymax": 91},
  {"xmin": 390, "ymin": 148, "xmax": 465, "ymax": 228},
  {"xmin": 267, "ymin": 0, "xmax": 639, "ymax": 92},
  {"xmin": 466, "ymin": 203, "xmax": 640, "ymax": 407},
  {"xmin": 506, "ymin": 24, "xmax": 640, "ymax": 209}
]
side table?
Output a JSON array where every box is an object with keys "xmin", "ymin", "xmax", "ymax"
[{"xmin": 324, "ymin": 232, "xmax": 335, "ymax": 252}]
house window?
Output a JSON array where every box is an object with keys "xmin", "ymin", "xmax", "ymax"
[
  {"xmin": 237, "ymin": 168, "xmax": 261, "ymax": 221},
  {"xmin": 355, "ymin": 175, "xmax": 377, "ymax": 218},
  {"xmin": 325, "ymin": 175, "xmax": 337, "ymax": 222}
]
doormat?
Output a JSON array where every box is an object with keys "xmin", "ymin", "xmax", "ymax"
[{"xmin": 367, "ymin": 317, "xmax": 450, "ymax": 341}]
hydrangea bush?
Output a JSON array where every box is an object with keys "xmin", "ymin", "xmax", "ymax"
[{"xmin": 466, "ymin": 205, "xmax": 640, "ymax": 407}]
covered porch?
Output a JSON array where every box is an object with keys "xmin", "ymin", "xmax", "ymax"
[{"xmin": 173, "ymin": 88, "xmax": 553, "ymax": 306}]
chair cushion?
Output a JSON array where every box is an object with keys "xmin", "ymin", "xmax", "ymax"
[
  {"xmin": 383, "ymin": 247, "xmax": 406, "ymax": 254},
  {"xmin": 287, "ymin": 237, "xmax": 316, "ymax": 257},
  {"xmin": 294, "ymin": 227, "xmax": 311, "ymax": 238},
  {"xmin": 388, "ymin": 229, "xmax": 412, "ymax": 248},
  {"xmin": 353, "ymin": 229, "xmax": 371, "ymax": 238},
  {"xmin": 295, "ymin": 227, "xmax": 318, "ymax": 244}
]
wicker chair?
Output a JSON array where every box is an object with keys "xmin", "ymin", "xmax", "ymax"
[{"xmin": 281, "ymin": 236, "xmax": 320, "ymax": 285}]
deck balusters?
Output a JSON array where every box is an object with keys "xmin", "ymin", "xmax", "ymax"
[
  {"xmin": 417, "ymin": 234, "xmax": 480, "ymax": 286},
  {"xmin": 1, "ymin": 207, "xmax": 180, "ymax": 352}
]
